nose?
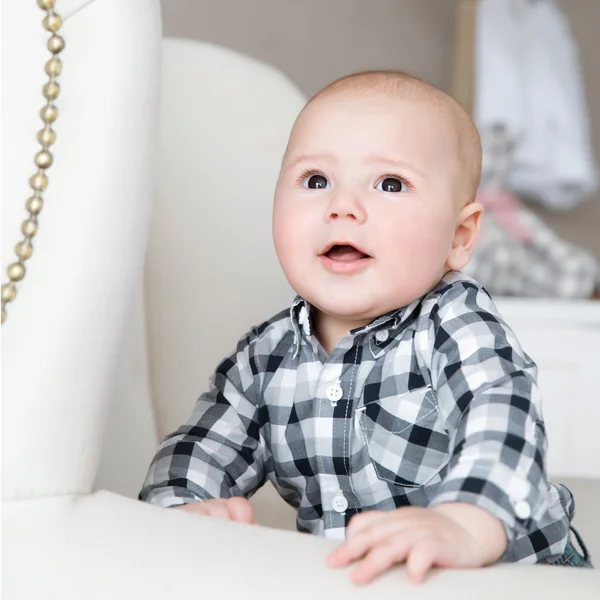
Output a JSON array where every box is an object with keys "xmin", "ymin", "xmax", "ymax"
[{"xmin": 325, "ymin": 190, "xmax": 367, "ymax": 224}]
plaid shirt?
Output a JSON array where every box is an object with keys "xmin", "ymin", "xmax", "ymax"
[{"xmin": 140, "ymin": 272, "xmax": 573, "ymax": 563}]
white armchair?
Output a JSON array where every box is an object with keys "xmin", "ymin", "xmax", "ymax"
[{"xmin": 2, "ymin": 2, "xmax": 599, "ymax": 598}]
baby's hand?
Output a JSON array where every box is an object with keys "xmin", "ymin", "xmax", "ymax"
[
  {"xmin": 327, "ymin": 504, "xmax": 506, "ymax": 585},
  {"xmin": 175, "ymin": 497, "xmax": 255, "ymax": 524}
]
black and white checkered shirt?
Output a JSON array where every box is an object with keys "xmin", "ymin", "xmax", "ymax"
[{"xmin": 140, "ymin": 272, "xmax": 573, "ymax": 563}]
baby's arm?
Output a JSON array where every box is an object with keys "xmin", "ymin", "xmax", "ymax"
[
  {"xmin": 139, "ymin": 330, "xmax": 266, "ymax": 518},
  {"xmin": 426, "ymin": 282, "xmax": 550, "ymax": 553},
  {"xmin": 329, "ymin": 282, "xmax": 560, "ymax": 583}
]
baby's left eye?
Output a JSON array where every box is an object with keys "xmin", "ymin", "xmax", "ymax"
[{"xmin": 376, "ymin": 177, "xmax": 408, "ymax": 193}]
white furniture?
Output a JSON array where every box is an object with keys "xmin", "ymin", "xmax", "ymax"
[
  {"xmin": 495, "ymin": 299, "xmax": 600, "ymax": 480},
  {"xmin": 2, "ymin": 3, "xmax": 599, "ymax": 598}
]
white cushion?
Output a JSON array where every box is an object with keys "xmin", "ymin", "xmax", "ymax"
[{"xmin": 4, "ymin": 492, "xmax": 599, "ymax": 599}]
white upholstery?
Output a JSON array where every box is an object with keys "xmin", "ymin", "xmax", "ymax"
[
  {"xmin": 2, "ymin": 4, "xmax": 599, "ymax": 598},
  {"xmin": 1, "ymin": 0, "xmax": 161, "ymax": 500},
  {"xmin": 493, "ymin": 299, "xmax": 600, "ymax": 479},
  {"xmin": 145, "ymin": 39, "xmax": 304, "ymax": 439},
  {"xmin": 4, "ymin": 491, "xmax": 600, "ymax": 600}
]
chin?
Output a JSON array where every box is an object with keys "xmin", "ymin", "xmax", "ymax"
[{"xmin": 309, "ymin": 295, "xmax": 382, "ymax": 322}]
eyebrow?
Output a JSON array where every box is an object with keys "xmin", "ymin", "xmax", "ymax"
[
  {"xmin": 364, "ymin": 155, "xmax": 427, "ymax": 180},
  {"xmin": 284, "ymin": 153, "xmax": 426, "ymax": 180},
  {"xmin": 285, "ymin": 154, "xmax": 337, "ymax": 171}
]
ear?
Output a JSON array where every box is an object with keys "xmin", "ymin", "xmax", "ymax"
[{"xmin": 446, "ymin": 202, "xmax": 484, "ymax": 271}]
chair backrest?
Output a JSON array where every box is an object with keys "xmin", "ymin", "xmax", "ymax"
[
  {"xmin": 1, "ymin": 0, "xmax": 162, "ymax": 500},
  {"xmin": 144, "ymin": 39, "xmax": 306, "ymax": 438},
  {"xmin": 95, "ymin": 38, "xmax": 306, "ymax": 497}
]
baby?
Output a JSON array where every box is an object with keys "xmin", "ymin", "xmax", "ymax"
[{"xmin": 140, "ymin": 71, "xmax": 591, "ymax": 583}]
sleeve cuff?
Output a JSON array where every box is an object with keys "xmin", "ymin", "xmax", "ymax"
[
  {"xmin": 429, "ymin": 464, "xmax": 544, "ymax": 544},
  {"xmin": 139, "ymin": 485, "xmax": 211, "ymax": 508}
]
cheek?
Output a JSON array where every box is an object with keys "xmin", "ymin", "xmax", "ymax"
[
  {"xmin": 380, "ymin": 209, "xmax": 452, "ymax": 265},
  {"xmin": 273, "ymin": 200, "xmax": 314, "ymax": 267}
]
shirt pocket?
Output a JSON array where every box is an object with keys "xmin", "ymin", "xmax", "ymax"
[{"xmin": 356, "ymin": 385, "xmax": 450, "ymax": 488}]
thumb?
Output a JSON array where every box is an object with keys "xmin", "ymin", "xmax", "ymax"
[{"xmin": 226, "ymin": 497, "xmax": 256, "ymax": 524}]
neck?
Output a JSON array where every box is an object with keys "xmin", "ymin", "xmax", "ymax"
[{"xmin": 312, "ymin": 310, "xmax": 372, "ymax": 354}]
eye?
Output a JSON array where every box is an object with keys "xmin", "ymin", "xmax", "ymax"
[
  {"xmin": 376, "ymin": 177, "xmax": 408, "ymax": 193},
  {"xmin": 303, "ymin": 174, "xmax": 330, "ymax": 189}
]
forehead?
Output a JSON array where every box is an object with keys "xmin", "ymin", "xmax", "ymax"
[{"xmin": 285, "ymin": 91, "xmax": 457, "ymax": 165}]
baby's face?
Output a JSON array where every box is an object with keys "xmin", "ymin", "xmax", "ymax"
[{"xmin": 273, "ymin": 91, "xmax": 467, "ymax": 325}]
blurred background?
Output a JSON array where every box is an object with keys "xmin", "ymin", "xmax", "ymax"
[{"xmin": 161, "ymin": 0, "xmax": 600, "ymax": 299}]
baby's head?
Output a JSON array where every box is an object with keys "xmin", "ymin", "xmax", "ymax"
[{"xmin": 273, "ymin": 70, "xmax": 483, "ymax": 331}]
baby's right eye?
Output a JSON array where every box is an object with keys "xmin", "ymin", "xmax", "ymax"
[{"xmin": 303, "ymin": 174, "xmax": 330, "ymax": 189}]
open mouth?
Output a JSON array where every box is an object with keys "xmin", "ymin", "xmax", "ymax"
[{"xmin": 321, "ymin": 243, "xmax": 371, "ymax": 262}]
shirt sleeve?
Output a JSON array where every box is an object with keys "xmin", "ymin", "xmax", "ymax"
[
  {"xmin": 139, "ymin": 331, "xmax": 266, "ymax": 507},
  {"xmin": 426, "ymin": 281, "xmax": 564, "ymax": 550}
]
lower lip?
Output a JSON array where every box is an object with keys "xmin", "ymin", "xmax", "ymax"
[{"xmin": 319, "ymin": 254, "xmax": 373, "ymax": 274}]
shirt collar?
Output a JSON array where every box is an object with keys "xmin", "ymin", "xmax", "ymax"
[{"xmin": 289, "ymin": 295, "xmax": 424, "ymax": 356}]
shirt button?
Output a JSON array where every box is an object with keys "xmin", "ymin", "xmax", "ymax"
[
  {"xmin": 326, "ymin": 384, "xmax": 343, "ymax": 403},
  {"xmin": 375, "ymin": 330, "xmax": 389, "ymax": 343},
  {"xmin": 332, "ymin": 494, "xmax": 348, "ymax": 513},
  {"xmin": 514, "ymin": 500, "xmax": 531, "ymax": 520}
]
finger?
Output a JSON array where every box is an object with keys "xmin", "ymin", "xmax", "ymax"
[
  {"xmin": 175, "ymin": 502, "xmax": 211, "ymax": 516},
  {"xmin": 327, "ymin": 530, "xmax": 380, "ymax": 569},
  {"xmin": 328, "ymin": 512, "xmax": 386, "ymax": 568},
  {"xmin": 406, "ymin": 540, "xmax": 440, "ymax": 585},
  {"xmin": 346, "ymin": 510, "xmax": 389, "ymax": 538},
  {"xmin": 347, "ymin": 506, "xmax": 425, "ymax": 538},
  {"xmin": 205, "ymin": 503, "xmax": 233, "ymax": 521},
  {"xmin": 328, "ymin": 514, "xmax": 417, "ymax": 568},
  {"xmin": 350, "ymin": 539, "xmax": 411, "ymax": 586},
  {"xmin": 226, "ymin": 497, "xmax": 255, "ymax": 524}
]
